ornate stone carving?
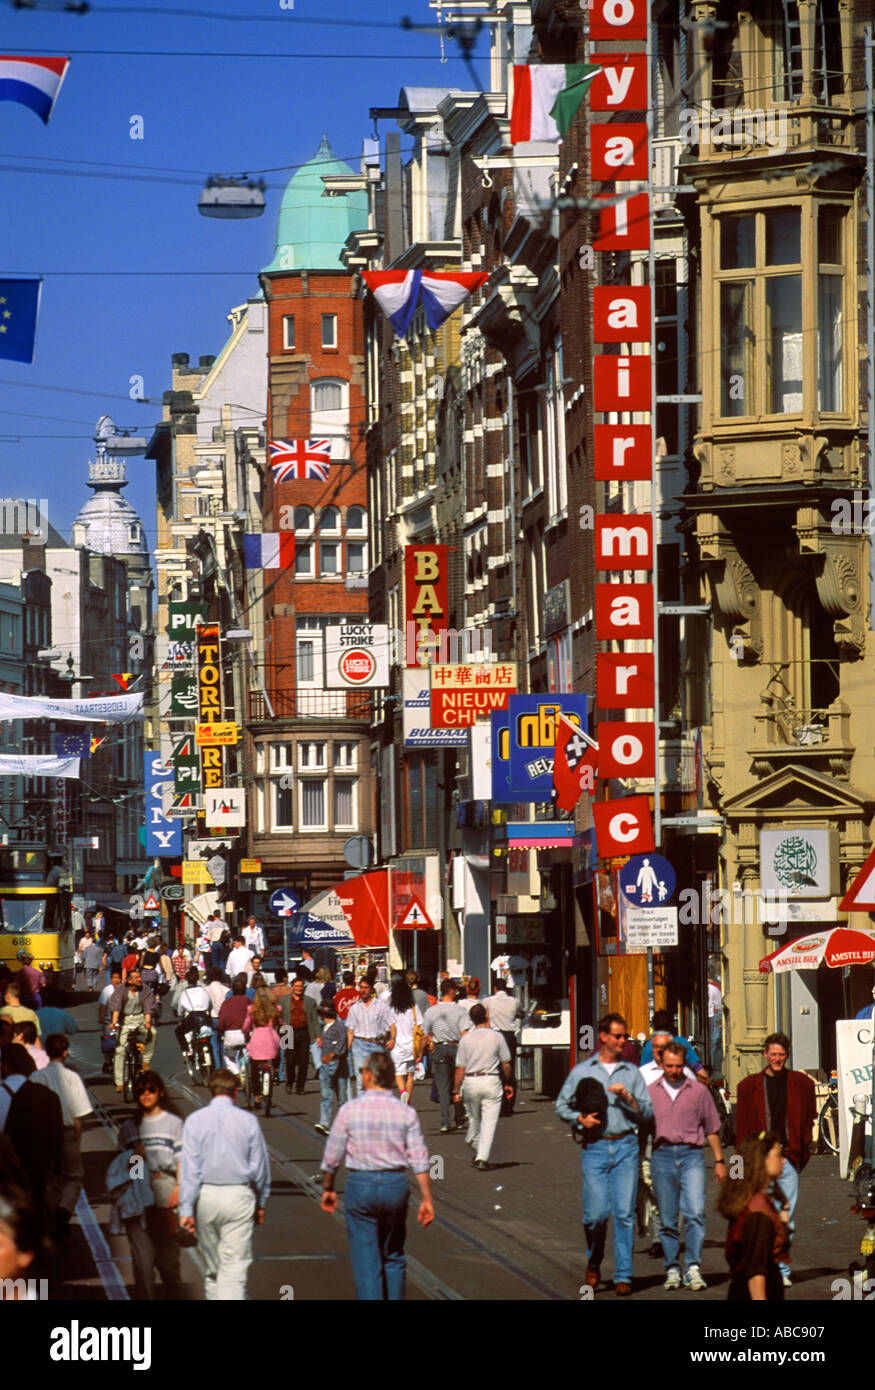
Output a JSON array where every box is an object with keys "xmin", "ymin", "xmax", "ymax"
[
  {"xmin": 794, "ymin": 505, "xmax": 865, "ymax": 654},
  {"xmin": 696, "ymin": 513, "xmax": 763, "ymax": 661},
  {"xmin": 718, "ymin": 447, "xmax": 735, "ymax": 481},
  {"xmin": 781, "ymin": 442, "xmax": 801, "ymax": 474}
]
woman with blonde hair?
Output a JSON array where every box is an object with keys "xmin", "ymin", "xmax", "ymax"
[
  {"xmin": 243, "ymin": 984, "xmax": 281, "ymax": 1108},
  {"xmin": 305, "ymin": 965, "xmax": 331, "ymax": 1005},
  {"xmin": 718, "ymin": 1132, "xmax": 789, "ymax": 1301}
]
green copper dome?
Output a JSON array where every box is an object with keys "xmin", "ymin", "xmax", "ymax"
[{"xmin": 262, "ymin": 134, "xmax": 368, "ymax": 274}]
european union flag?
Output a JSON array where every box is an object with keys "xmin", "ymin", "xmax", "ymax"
[
  {"xmin": 0, "ymin": 279, "xmax": 42, "ymax": 363},
  {"xmin": 54, "ymin": 731, "xmax": 90, "ymax": 759}
]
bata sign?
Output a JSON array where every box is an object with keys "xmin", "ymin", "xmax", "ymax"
[
  {"xmin": 590, "ymin": 0, "xmax": 656, "ymax": 857},
  {"xmin": 430, "ymin": 663, "xmax": 517, "ymax": 728},
  {"xmin": 404, "ymin": 544, "xmax": 450, "ymax": 667},
  {"xmin": 324, "ymin": 624, "xmax": 390, "ymax": 689}
]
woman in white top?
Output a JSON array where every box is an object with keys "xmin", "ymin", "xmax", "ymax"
[
  {"xmin": 383, "ymin": 974, "xmax": 421, "ymax": 1103},
  {"xmin": 117, "ymin": 1071, "xmax": 183, "ymax": 1300}
]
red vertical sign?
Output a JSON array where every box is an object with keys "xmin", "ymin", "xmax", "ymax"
[
  {"xmin": 589, "ymin": 22, "xmax": 656, "ymax": 852},
  {"xmin": 404, "ymin": 545, "xmax": 451, "ymax": 667}
]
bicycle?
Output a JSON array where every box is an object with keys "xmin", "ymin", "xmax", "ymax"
[
  {"xmin": 181, "ymin": 1022, "xmax": 214, "ymax": 1086},
  {"xmin": 818, "ymin": 1073, "xmax": 839, "ymax": 1155},
  {"xmin": 243, "ymin": 1055, "xmax": 275, "ymax": 1118},
  {"xmin": 121, "ymin": 1027, "xmax": 149, "ymax": 1103}
]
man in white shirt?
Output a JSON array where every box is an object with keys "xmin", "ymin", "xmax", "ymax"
[
  {"xmin": 98, "ymin": 970, "xmax": 123, "ymax": 1031},
  {"xmin": 225, "ymin": 936, "xmax": 253, "ymax": 982},
  {"xmin": 32, "ymin": 1033, "xmax": 93, "ymax": 1237},
  {"xmin": 175, "ymin": 967, "xmax": 214, "ymax": 1053},
  {"xmin": 485, "ymin": 979, "xmax": 524, "ymax": 1114},
  {"xmin": 346, "ymin": 979, "xmax": 395, "ymax": 1095},
  {"xmin": 243, "ymin": 917, "xmax": 265, "ymax": 956}
]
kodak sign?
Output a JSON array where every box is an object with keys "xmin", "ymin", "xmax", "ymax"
[
  {"xmin": 589, "ymin": 1, "xmax": 655, "ymax": 857},
  {"xmin": 404, "ymin": 545, "xmax": 450, "ymax": 668}
]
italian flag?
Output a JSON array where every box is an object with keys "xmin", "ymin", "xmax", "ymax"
[{"xmin": 510, "ymin": 63, "xmax": 601, "ymax": 144}]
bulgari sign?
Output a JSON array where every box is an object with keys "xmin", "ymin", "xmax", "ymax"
[{"xmin": 588, "ymin": 0, "xmax": 658, "ymax": 860}]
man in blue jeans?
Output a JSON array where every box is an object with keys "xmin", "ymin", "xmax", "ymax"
[
  {"xmin": 314, "ymin": 1002, "xmax": 349, "ymax": 1137},
  {"xmin": 320, "ymin": 1050, "xmax": 434, "ymax": 1299},
  {"xmin": 556, "ymin": 1013, "xmax": 652, "ymax": 1295},
  {"xmin": 646, "ymin": 1041, "xmax": 727, "ymax": 1290}
]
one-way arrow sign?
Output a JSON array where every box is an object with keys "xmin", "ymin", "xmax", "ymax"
[{"xmin": 270, "ymin": 888, "xmax": 300, "ymax": 918}]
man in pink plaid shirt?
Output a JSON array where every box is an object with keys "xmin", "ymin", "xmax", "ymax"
[{"xmin": 321, "ymin": 1050, "xmax": 434, "ymax": 1299}]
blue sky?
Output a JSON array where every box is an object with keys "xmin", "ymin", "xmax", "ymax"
[{"xmin": 0, "ymin": 0, "xmax": 487, "ymax": 550}]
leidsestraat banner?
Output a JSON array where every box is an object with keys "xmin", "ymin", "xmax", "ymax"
[
  {"xmin": 0, "ymin": 691, "xmax": 144, "ymax": 723},
  {"xmin": 0, "ymin": 754, "xmax": 80, "ymax": 778}
]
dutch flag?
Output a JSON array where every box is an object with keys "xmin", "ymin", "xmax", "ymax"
[
  {"xmin": 243, "ymin": 532, "xmax": 295, "ymax": 570},
  {"xmin": 0, "ymin": 56, "xmax": 69, "ymax": 125},
  {"xmin": 363, "ymin": 270, "xmax": 489, "ymax": 339}
]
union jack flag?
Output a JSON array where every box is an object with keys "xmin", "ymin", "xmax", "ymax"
[{"xmin": 269, "ymin": 438, "xmax": 331, "ymax": 483}]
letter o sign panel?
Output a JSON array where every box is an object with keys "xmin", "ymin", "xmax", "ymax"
[
  {"xmin": 592, "ymin": 796, "xmax": 655, "ymax": 857},
  {"xmin": 597, "ymin": 722, "xmax": 656, "ymax": 778}
]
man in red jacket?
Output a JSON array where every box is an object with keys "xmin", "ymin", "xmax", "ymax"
[{"xmin": 734, "ymin": 1032, "xmax": 816, "ymax": 1289}]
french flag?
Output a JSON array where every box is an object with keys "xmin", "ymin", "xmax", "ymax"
[
  {"xmin": 363, "ymin": 270, "xmax": 488, "ymax": 339},
  {"xmin": 0, "ymin": 56, "xmax": 69, "ymax": 124},
  {"xmin": 243, "ymin": 532, "xmax": 295, "ymax": 570}
]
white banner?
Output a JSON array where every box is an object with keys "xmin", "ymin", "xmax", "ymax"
[
  {"xmin": 0, "ymin": 755, "xmax": 81, "ymax": 778},
  {"xmin": 0, "ymin": 691, "xmax": 144, "ymax": 724}
]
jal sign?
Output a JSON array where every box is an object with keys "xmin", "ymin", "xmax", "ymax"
[
  {"xmin": 430, "ymin": 663, "xmax": 517, "ymax": 728},
  {"xmin": 324, "ymin": 624, "xmax": 390, "ymax": 689}
]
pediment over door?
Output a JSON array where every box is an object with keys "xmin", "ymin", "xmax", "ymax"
[{"xmin": 721, "ymin": 763, "xmax": 873, "ymax": 827}]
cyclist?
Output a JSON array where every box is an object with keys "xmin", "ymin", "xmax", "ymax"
[
  {"xmin": 108, "ymin": 969, "xmax": 156, "ymax": 1094},
  {"xmin": 175, "ymin": 968, "xmax": 213, "ymax": 1062},
  {"xmin": 243, "ymin": 989, "xmax": 281, "ymax": 1107},
  {"xmin": 217, "ymin": 977, "xmax": 250, "ymax": 1077}
]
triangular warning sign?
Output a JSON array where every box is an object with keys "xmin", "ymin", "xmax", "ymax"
[
  {"xmin": 395, "ymin": 896, "xmax": 434, "ymax": 931},
  {"xmin": 143, "ymin": 892, "xmax": 160, "ymax": 911},
  {"xmin": 840, "ymin": 847, "xmax": 875, "ymax": 910}
]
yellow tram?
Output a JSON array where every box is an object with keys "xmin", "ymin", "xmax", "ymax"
[{"xmin": 0, "ymin": 846, "xmax": 74, "ymax": 990}]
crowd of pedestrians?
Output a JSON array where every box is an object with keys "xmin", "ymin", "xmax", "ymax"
[
  {"xmin": 0, "ymin": 918, "xmax": 824, "ymax": 1304},
  {"xmin": 555, "ymin": 1012, "xmax": 814, "ymax": 1300}
]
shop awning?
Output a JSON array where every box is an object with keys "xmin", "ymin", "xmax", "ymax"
[{"xmin": 295, "ymin": 870, "xmax": 391, "ymax": 948}]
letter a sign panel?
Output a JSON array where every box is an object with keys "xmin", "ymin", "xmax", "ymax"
[{"xmin": 839, "ymin": 846, "xmax": 875, "ymax": 911}]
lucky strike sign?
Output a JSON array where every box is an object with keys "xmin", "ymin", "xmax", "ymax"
[{"xmin": 589, "ymin": 9, "xmax": 656, "ymax": 856}]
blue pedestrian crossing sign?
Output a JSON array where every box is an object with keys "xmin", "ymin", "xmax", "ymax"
[
  {"xmin": 619, "ymin": 853, "xmax": 676, "ymax": 908},
  {"xmin": 270, "ymin": 888, "xmax": 299, "ymax": 917}
]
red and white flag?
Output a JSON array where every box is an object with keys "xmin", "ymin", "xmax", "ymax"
[{"xmin": 553, "ymin": 713, "xmax": 598, "ymax": 814}]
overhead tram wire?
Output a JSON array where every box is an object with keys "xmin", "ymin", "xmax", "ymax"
[
  {"xmin": 12, "ymin": 3, "xmax": 411, "ymax": 27},
  {"xmin": 4, "ymin": 47, "xmax": 481, "ymax": 60}
]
